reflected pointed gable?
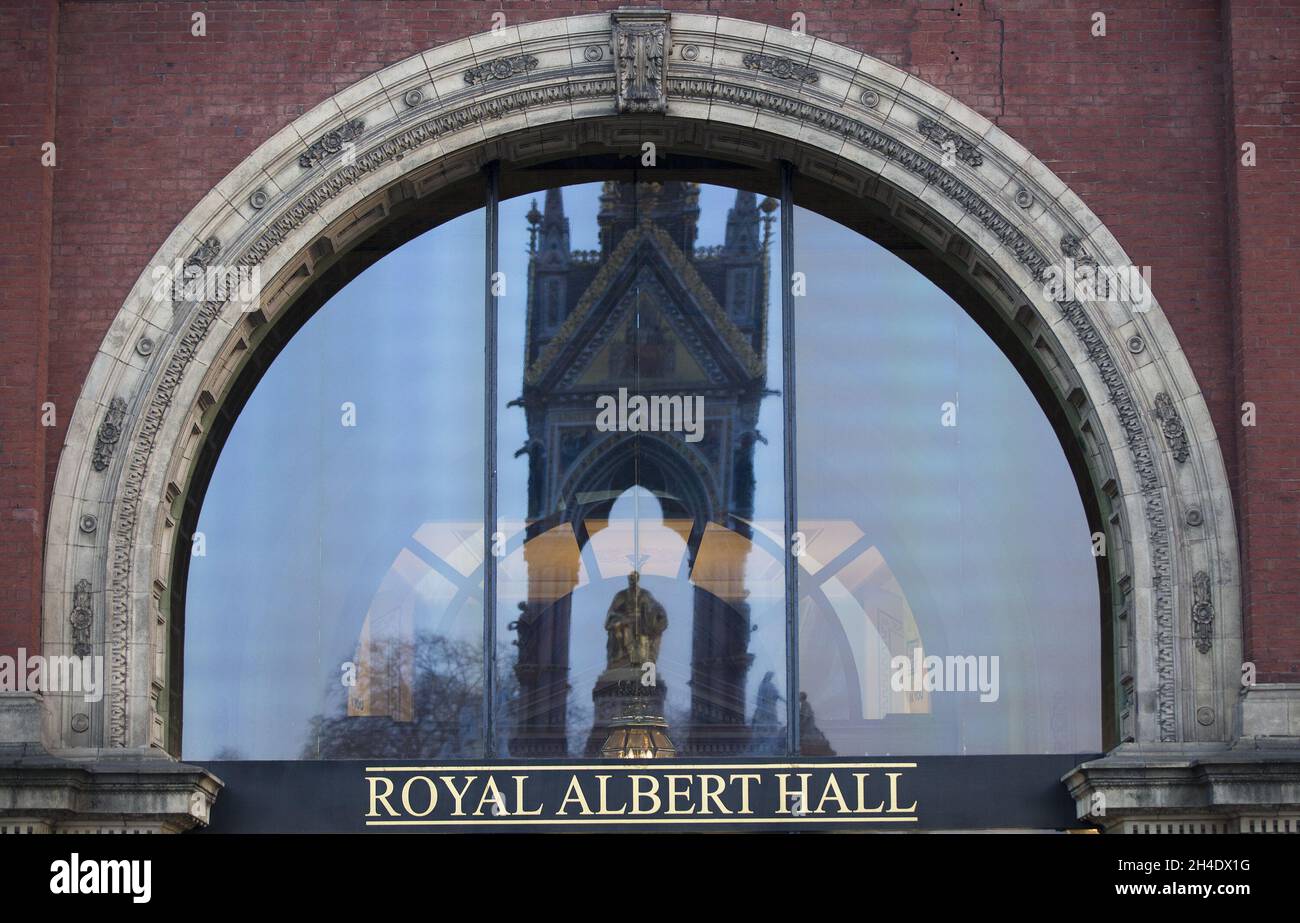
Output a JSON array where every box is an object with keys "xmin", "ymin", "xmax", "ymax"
[{"xmin": 524, "ymin": 218, "xmax": 765, "ymax": 392}]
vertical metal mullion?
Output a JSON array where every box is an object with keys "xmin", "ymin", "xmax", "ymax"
[
  {"xmin": 780, "ymin": 161, "xmax": 800, "ymax": 756},
  {"xmin": 482, "ymin": 161, "xmax": 500, "ymax": 758}
]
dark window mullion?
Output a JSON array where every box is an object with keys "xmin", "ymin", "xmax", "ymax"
[
  {"xmin": 483, "ymin": 162, "xmax": 500, "ymax": 758},
  {"xmin": 780, "ymin": 161, "xmax": 800, "ymax": 756}
]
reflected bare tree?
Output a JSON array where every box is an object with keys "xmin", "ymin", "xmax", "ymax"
[{"xmin": 302, "ymin": 631, "xmax": 515, "ymax": 759}]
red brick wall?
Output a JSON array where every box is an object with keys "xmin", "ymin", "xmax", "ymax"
[
  {"xmin": 0, "ymin": 0, "xmax": 56, "ymax": 658},
  {"xmin": 1223, "ymin": 0, "xmax": 1300, "ymax": 682},
  {"xmin": 1, "ymin": 2, "xmax": 1293, "ymax": 679}
]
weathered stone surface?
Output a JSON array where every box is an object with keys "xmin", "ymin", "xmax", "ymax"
[{"xmin": 1065, "ymin": 742, "xmax": 1300, "ymax": 833}]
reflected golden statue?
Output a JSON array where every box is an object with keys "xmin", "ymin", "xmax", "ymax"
[{"xmin": 604, "ymin": 571, "xmax": 668, "ymax": 669}]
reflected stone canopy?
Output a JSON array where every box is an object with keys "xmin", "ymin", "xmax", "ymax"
[{"xmin": 505, "ymin": 180, "xmax": 782, "ymax": 757}]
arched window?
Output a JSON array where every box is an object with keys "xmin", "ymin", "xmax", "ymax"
[{"xmin": 181, "ymin": 171, "xmax": 1101, "ymax": 762}]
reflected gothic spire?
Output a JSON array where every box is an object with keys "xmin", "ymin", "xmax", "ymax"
[
  {"xmin": 724, "ymin": 189, "xmax": 761, "ymax": 254},
  {"xmin": 537, "ymin": 187, "xmax": 570, "ymax": 268},
  {"xmin": 598, "ymin": 180, "xmax": 700, "ymax": 255}
]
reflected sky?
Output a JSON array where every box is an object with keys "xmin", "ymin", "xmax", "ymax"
[
  {"xmin": 795, "ymin": 206, "xmax": 1101, "ymax": 754},
  {"xmin": 183, "ymin": 209, "xmax": 485, "ymax": 760}
]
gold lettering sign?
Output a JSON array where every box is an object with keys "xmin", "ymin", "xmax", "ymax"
[{"xmin": 363, "ymin": 762, "xmax": 918, "ymax": 828}]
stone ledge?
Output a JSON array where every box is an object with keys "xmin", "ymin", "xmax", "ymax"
[
  {"xmin": 0, "ymin": 695, "xmax": 222, "ymax": 833},
  {"xmin": 1063, "ymin": 743, "xmax": 1300, "ymax": 833},
  {"xmin": 0, "ymin": 754, "xmax": 222, "ymax": 833}
]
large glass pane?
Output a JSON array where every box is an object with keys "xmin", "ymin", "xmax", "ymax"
[
  {"xmin": 496, "ymin": 180, "xmax": 788, "ymax": 756},
  {"xmin": 793, "ymin": 206, "xmax": 1101, "ymax": 756},
  {"xmin": 183, "ymin": 207, "xmax": 487, "ymax": 760}
]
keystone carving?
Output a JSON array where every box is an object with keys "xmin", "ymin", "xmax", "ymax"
[{"xmin": 613, "ymin": 9, "xmax": 669, "ymax": 114}]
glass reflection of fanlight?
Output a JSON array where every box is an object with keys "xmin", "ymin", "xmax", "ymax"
[
  {"xmin": 796, "ymin": 521, "xmax": 928, "ymax": 723},
  {"xmin": 349, "ymin": 522, "xmax": 484, "ymax": 721},
  {"xmin": 347, "ymin": 517, "xmax": 922, "ymax": 747}
]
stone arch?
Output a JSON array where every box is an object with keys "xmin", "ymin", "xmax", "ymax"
[{"xmin": 44, "ymin": 12, "xmax": 1239, "ymax": 776}]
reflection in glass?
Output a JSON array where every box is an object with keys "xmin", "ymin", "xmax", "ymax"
[
  {"xmin": 180, "ymin": 173, "xmax": 1104, "ymax": 765},
  {"xmin": 793, "ymin": 207, "xmax": 1101, "ymax": 755},
  {"xmin": 496, "ymin": 181, "xmax": 788, "ymax": 756},
  {"xmin": 182, "ymin": 209, "xmax": 486, "ymax": 760}
]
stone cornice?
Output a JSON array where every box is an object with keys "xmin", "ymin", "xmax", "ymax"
[{"xmin": 1064, "ymin": 745, "xmax": 1300, "ymax": 831}]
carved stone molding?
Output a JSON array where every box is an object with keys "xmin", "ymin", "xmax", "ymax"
[
  {"xmin": 91, "ymin": 397, "xmax": 127, "ymax": 472},
  {"xmin": 298, "ymin": 118, "xmax": 365, "ymax": 169},
  {"xmin": 184, "ymin": 236, "xmax": 221, "ymax": 270},
  {"xmin": 669, "ymin": 78, "xmax": 1046, "ymax": 274},
  {"xmin": 742, "ymin": 52, "xmax": 818, "ymax": 83},
  {"xmin": 613, "ymin": 9, "xmax": 669, "ymax": 114},
  {"xmin": 464, "ymin": 54, "xmax": 539, "ymax": 86},
  {"xmin": 917, "ymin": 116, "xmax": 984, "ymax": 167},
  {"xmin": 1060, "ymin": 233, "xmax": 1096, "ymax": 266},
  {"xmin": 1056, "ymin": 295, "xmax": 1177, "ymax": 739},
  {"xmin": 170, "ymin": 237, "xmax": 222, "ymax": 305},
  {"xmin": 1192, "ymin": 571, "xmax": 1214, "ymax": 654},
  {"xmin": 1050, "ymin": 233, "xmax": 1175, "ymax": 729},
  {"xmin": 69, "ymin": 578, "xmax": 92, "ymax": 658},
  {"xmin": 1154, "ymin": 391, "xmax": 1191, "ymax": 463}
]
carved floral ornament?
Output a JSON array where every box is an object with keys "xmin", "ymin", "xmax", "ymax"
[
  {"xmin": 742, "ymin": 52, "xmax": 818, "ymax": 83},
  {"xmin": 465, "ymin": 53, "xmax": 539, "ymax": 86},
  {"xmin": 1153, "ymin": 391, "xmax": 1191, "ymax": 464},
  {"xmin": 917, "ymin": 116, "xmax": 983, "ymax": 167},
  {"xmin": 299, "ymin": 119, "xmax": 365, "ymax": 169},
  {"xmin": 69, "ymin": 579, "xmax": 93, "ymax": 658},
  {"xmin": 1192, "ymin": 571, "xmax": 1215, "ymax": 654},
  {"xmin": 91, "ymin": 397, "xmax": 127, "ymax": 472},
  {"xmin": 50, "ymin": 12, "xmax": 1236, "ymax": 752}
]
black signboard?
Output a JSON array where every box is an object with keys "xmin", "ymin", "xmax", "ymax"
[{"xmin": 194, "ymin": 755, "xmax": 1099, "ymax": 832}]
